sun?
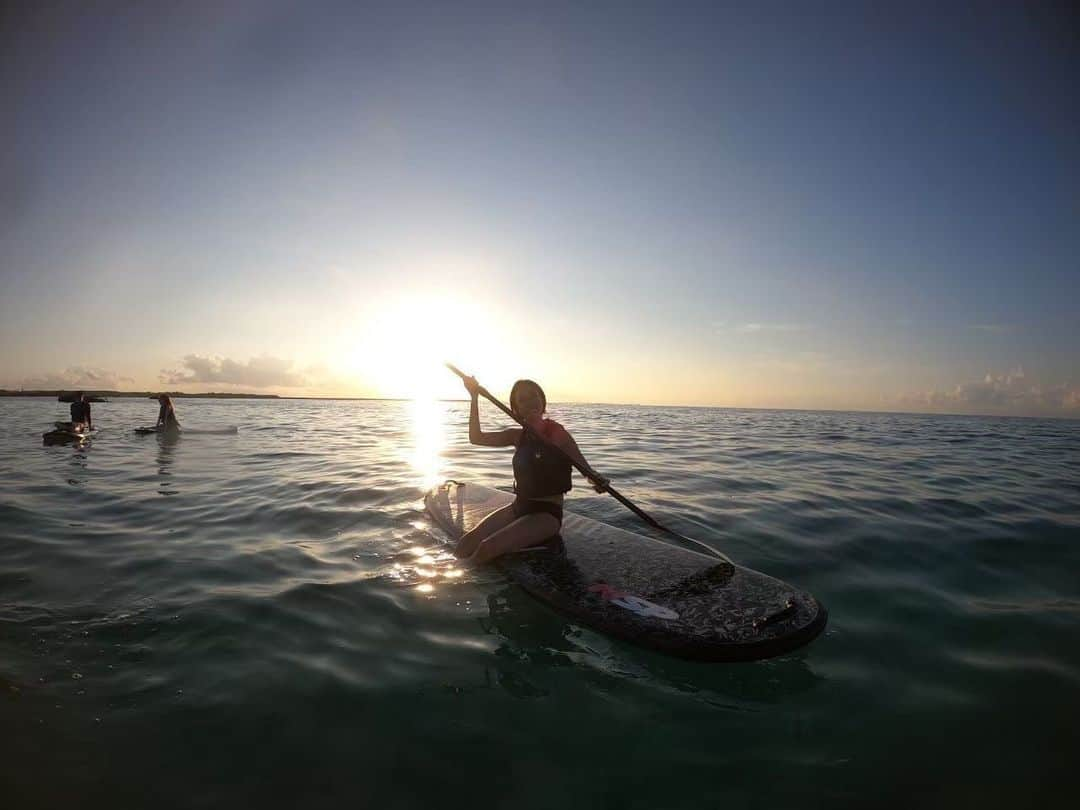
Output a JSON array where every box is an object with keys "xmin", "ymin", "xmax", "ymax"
[{"xmin": 343, "ymin": 291, "xmax": 520, "ymax": 401}]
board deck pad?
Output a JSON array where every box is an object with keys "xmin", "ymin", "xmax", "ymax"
[{"xmin": 425, "ymin": 481, "xmax": 827, "ymax": 662}]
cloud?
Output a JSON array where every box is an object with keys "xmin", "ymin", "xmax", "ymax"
[
  {"xmin": 744, "ymin": 351, "xmax": 831, "ymax": 375},
  {"xmin": 904, "ymin": 367, "xmax": 1080, "ymax": 415},
  {"xmin": 159, "ymin": 355, "xmax": 308, "ymax": 389},
  {"xmin": 735, "ymin": 323, "xmax": 807, "ymax": 334},
  {"xmin": 21, "ymin": 366, "xmax": 134, "ymax": 390},
  {"xmin": 968, "ymin": 324, "xmax": 1013, "ymax": 334}
]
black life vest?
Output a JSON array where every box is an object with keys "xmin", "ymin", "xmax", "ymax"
[{"xmin": 513, "ymin": 423, "xmax": 572, "ymax": 498}]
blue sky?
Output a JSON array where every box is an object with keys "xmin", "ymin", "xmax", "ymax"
[{"xmin": 2, "ymin": 2, "xmax": 1077, "ymax": 415}]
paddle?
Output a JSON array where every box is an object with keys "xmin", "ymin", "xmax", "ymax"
[{"xmin": 445, "ymin": 363, "xmax": 731, "ymax": 563}]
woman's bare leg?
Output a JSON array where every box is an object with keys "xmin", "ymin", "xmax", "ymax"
[
  {"xmin": 470, "ymin": 513, "xmax": 561, "ymax": 564},
  {"xmin": 454, "ymin": 503, "xmax": 518, "ymax": 558}
]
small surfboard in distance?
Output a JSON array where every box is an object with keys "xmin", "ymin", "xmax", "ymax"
[
  {"xmin": 134, "ymin": 426, "xmax": 238, "ymax": 435},
  {"xmin": 425, "ymin": 481, "xmax": 827, "ymax": 662}
]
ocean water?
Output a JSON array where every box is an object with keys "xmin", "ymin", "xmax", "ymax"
[{"xmin": 1, "ymin": 396, "xmax": 1078, "ymax": 809}]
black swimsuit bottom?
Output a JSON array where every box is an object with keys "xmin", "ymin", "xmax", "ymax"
[
  {"xmin": 511, "ymin": 496, "xmax": 565, "ymax": 554},
  {"xmin": 511, "ymin": 496, "xmax": 563, "ymax": 523}
]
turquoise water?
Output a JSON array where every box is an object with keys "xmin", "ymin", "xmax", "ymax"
[{"xmin": 2, "ymin": 397, "xmax": 1078, "ymax": 808}]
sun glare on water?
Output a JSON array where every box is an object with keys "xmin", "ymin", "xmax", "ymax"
[{"xmin": 409, "ymin": 394, "xmax": 445, "ymax": 488}]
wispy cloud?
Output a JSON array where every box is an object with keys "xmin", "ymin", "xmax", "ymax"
[
  {"xmin": 737, "ymin": 323, "xmax": 807, "ymax": 333},
  {"xmin": 744, "ymin": 350, "xmax": 830, "ymax": 375},
  {"xmin": 968, "ymin": 324, "xmax": 1013, "ymax": 334},
  {"xmin": 714, "ymin": 322, "xmax": 808, "ymax": 334},
  {"xmin": 20, "ymin": 366, "xmax": 134, "ymax": 390}
]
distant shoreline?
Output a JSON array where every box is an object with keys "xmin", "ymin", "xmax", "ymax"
[
  {"xmin": 0, "ymin": 390, "xmax": 282, "ymax": 400},
  {"xmin": 0, "ymin": 389, "xmax": 426, "ymax": 403},
  {"xmin": 1, "ymin": 390, "xmax": 434, "ymax": 403}
]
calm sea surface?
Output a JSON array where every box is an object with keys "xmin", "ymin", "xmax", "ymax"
[{"xmin": 1, "ymin": 397, "xmax": 1078, "ymax": 808}]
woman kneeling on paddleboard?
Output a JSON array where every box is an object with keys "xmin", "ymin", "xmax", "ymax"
[{"xmin": 456, "ymin": 376, "xmax": 608, "ymax": 563}]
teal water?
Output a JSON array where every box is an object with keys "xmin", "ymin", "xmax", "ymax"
[{"xmin": 2, "ymin": 397, "xmax": 1078, "ymax": 808}]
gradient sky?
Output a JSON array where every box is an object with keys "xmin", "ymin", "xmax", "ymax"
[{"xmin": 2, "ymin": 2, "xmax": 1077, "ymax": 416}]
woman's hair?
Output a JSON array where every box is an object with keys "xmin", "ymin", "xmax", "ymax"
[
  {"xmin": 159, "ymin": 394, "xmax": 173, "ymax": 407},
  {"xmin": 509, "ymin": 379, "xmax": 546, "ymax": 418}
]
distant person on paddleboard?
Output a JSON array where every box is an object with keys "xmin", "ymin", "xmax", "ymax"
[
  {"xmin": 456, "ymin": 376, "xmax": 608, "ymax": 563},
  {"xmin": 156, "ymin": 395, "xmax": 180, "ymax": 433},
  {"xmin": 70, "ymin": 391, "xmax": 92, "ymax": 430}
]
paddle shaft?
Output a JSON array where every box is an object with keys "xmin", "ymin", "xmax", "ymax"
[{"xmin": 445, "ymin": 363, "xmax": 729, "ymax": 561}]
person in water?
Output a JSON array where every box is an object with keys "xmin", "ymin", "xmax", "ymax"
[
  {"xmin": 156, "ymin": 394, "xmax": 181, "ymax": 432},
  {"xmin": 70, "ymin": 391, "xmax": 92, "ymax": 430},
  {"xmin": 456, "ymin": 376, "xmax": 609, "ymax": 563}
]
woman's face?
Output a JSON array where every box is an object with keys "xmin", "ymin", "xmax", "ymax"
[{"xmin": 515, "ymin": 385, "xmax": 544, "ymax": 420}]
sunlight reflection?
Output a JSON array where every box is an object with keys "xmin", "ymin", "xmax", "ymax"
[{"xmin": 408, "ymin": 396, "xmax": 445, "ymax": 488}]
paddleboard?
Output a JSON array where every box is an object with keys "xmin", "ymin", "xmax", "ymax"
[
  {"xmin": 134, "ymin": 426, "xmax": 237, "ymax": 435},
  {"xmin": 425, "ymin": 481, "xmax": 827, "ymax": 662},
  {"xmin": 134, "ymin": 425, "xmax": 179, "ymax": 436}
]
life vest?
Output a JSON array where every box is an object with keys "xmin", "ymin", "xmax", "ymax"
[{"xmin": 512, "ymin": 420, "xmax": 572, "ymax": 498}]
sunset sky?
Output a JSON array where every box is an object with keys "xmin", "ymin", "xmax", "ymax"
[{"xmin": 2, "ymin": 2, "xmax": 1077, "ymax": 416}]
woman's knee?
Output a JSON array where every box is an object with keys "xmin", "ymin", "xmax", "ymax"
[
  {"xmin": 470, "ymin": 516, "xmax": 559, "ymax": 564},
  {"xmin": 456, "ymin": 505, "xmax": 516, "ymax": 556}
]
